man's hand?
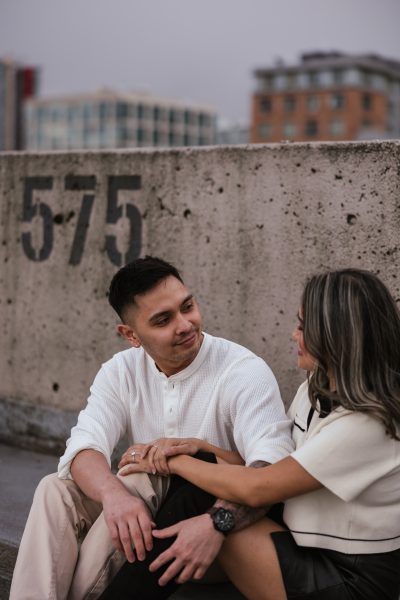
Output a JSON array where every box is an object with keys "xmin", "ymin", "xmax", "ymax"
[
  {"xmin": 101, "ymin": 488, "xmax": 155, "ymax": 563},
  {"xmin": 149, "ymin": 513, "xmax": 224, "ymax": 586}
]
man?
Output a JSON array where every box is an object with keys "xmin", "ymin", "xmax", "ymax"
[{"xmin": 10, "ymin": 256, "xmax": 293, "ymax": 600}]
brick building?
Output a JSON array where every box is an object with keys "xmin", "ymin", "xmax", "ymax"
[{"xmin": 251, "ymin": 52, "xmax": 400, "ymax": 143}]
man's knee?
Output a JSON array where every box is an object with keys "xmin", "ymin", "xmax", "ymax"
[{"xmin": 116, "ymin": 472, "xmax": 169, "ymax": 515}]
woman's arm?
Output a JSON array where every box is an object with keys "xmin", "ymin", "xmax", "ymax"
[
  {"xmin": 164, "ymin": 438, "xmax": 245, "ymax": 465},
  {"xmin": 118, "ymin": 437, "xmax": 244, "ymax": 476},
  {"xmin": 168, "ymin": 454, "xmax": 322, "ymax": 507}
]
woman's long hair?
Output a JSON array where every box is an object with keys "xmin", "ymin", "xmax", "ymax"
[{"xmin": 302, "ymin": 268, "xmax": 400, "ymax": 439}]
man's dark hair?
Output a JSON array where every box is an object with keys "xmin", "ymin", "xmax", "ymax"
[{"xmin": 108, "ymin": 256, "xmax": 183, "ymax": 320}]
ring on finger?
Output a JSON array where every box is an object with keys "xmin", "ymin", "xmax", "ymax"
[{"xmin": 130, "ymin": 450, "xmax": 136, "ymax": 461}]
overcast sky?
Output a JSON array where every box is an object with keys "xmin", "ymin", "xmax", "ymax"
[{"xmin": 1, "ymin": 0, "xmax": 400, "ymax": 123}]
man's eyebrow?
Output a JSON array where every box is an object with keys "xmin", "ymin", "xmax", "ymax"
[
  {"xmin": 148, "ymin": 295, "xmax": 194, "ymax": 323},
  {"xmin": 181, "ymin": 294, "xmax": 194, "ymax": 305}
]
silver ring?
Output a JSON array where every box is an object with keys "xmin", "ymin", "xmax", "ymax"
[{"xmin": 130, "ymin": 450, "xmax": 136, "ymax": 458}]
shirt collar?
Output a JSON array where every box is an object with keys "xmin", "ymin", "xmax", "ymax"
[{"xmin": 148, "ymin": 332, "xmax": 210, "ymax": 382}]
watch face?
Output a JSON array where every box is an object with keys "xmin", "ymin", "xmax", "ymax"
[{"xmin": 213, "ymin": 508, "xmax": 235, "ymax": 533}]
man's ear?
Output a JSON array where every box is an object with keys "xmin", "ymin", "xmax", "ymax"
[{"xmin": 117, "ymin": 324, "xmax": 141, "ymax": 348}]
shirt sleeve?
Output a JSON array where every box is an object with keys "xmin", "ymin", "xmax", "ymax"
[
  {"xmin": 57, "ymin": 357, "xmax": 128, "ymax": 479},
  {"xmin": 221, "ymin": 355, "xmax": 294, "ymax": 466},
  {"xmin": 291, "ymin": 410, "xmax": 397, "ymax": 501}
]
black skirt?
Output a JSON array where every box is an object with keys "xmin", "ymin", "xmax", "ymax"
[{"xmin": 271, "ymin": 530, "xmax": 400, "ymax": 600}]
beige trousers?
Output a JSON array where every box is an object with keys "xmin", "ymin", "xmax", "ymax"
[{"xmin": 9, "ymin": 471, "xmax": 170, "ymax": 600}]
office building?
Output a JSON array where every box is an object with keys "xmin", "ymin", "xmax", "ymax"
[
  {"xmin": 25, "ymin": 88, "xmax": 217, "ymax": 150},
  {"xmin": 251, "ymin": 52, "xmax": 400, "ymax": 143},
  {"xmin": 0, "ymin": 58, "xmax": 38, "ymax": 150}
]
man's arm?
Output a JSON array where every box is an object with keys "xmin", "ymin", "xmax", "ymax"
[
  {"xmin": 71, "ymin": 449, "xmax": 154, "ymax": 562},
  {"xmin": 148, "ymin": 460, "xmax": 270, "ymax": 586},
  {"xmin": 211, "ymin": 460, "xmax": 270, "ymax": 532}
]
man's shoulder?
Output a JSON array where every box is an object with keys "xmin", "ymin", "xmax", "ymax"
[
  {"xmin": 205, "ymin": 333, "xmax": 268, "ymax": 375},
  {"xmin": 207, "ymin": 333, "xmax": 257, "ymax": 356},
  {"xmin": 101, "ymin": 346, "xmax": 145, "ymax": 373}
]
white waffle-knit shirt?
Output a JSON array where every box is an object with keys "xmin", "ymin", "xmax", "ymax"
[{"xmin": 58, "ymin": 333, "xmax": 294, "ymax": 478}]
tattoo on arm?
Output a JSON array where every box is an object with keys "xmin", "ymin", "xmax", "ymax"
[{"xmin": 213, "ymin": 461, "xmax": 271, "ymax": 533}]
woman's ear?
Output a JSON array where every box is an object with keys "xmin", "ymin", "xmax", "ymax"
[{"xmin": 117, "ymin": 324, "xmax": 141, "ymax": 348}]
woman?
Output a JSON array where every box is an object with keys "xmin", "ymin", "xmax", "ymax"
[{"xmin": 115, "ymin": 269, "xmax": 400, "ymax": 599}]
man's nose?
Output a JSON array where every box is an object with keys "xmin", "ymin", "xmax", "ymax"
[{"xmin": 175, "ymin": 313, "xmax": 192, "ymax": 334}]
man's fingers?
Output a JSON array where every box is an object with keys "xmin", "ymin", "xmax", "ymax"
[
  {"xmin": 157, "ymin": 558, "xmax": 184, "ymax": 586},
  {"xmin": 138, "ymin": 513, "xmax": 154, "ymax": 552},
  {"xmin": 118, "ymin": 522, "xmax": 136, "ymax": 563},
  {"xmin": 149, "ymin": 545, "xmax": 176, "ymax": 572},
  {"xmin": 108, "ymin": 522, "xmax": 124, "ymax": 554},
  {"xmin": 128, "ymin": 519, "xmax": 146, "ymax": 561},
  {"xmin": 152, "ymin": 523, "xmax": 180, "ymax": 539},
  {"xmin": 193, "ymin": 565, "xmax": 208, "ymax": 581},
  {"xmin": 175, "ymin": 563, "xmax": 197, "ymax": 584}
]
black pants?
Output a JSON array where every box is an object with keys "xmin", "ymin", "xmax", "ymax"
[{"xmin": 99, "ymin": 453, "xmax": 217, "ymax": 600}]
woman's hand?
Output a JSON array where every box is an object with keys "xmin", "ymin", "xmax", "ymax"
[{"xmin": 118, "ymin": 438, "xmax": 204, "ymax": 477}]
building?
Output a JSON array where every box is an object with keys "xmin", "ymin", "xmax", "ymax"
[
  {"xmin": 216, "ymin": 119, "xmax": 249, "ymax": 145},
  {"xmin": 0, "ymin": 58, "xmax": 38, "ymax": 150},
  {"xmin": 25, "ymin": 88, "xmax": 217, "ymax": 150},
  {"xmin": 251, "ymin": 52, "xmax": 400, "ymax": 143}
]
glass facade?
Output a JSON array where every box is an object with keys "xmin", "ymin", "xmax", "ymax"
[{"xmin": 25, "ymin": 94, "xmax": 216, "ymax": 150}]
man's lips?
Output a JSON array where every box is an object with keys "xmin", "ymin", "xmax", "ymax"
[{"xmin": 175, "ymin": 332, "xmax": 197, "ymax": 346}]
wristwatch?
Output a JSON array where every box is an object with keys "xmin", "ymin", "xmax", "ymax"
[{"xmin": 207, "ymin": 507, "xmax": 235, "ymax": 535}]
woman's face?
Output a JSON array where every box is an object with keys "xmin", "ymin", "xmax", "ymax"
[{"xmin": 292, "ymin": 310, "xmax": 317, "ymax": 372}]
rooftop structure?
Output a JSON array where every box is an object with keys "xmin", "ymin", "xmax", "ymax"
[
  {"xmin": 251, "ymin": 51, "xmax": 400, "ymax": 143},
  {"xmin": 25, "ymin": 88, "xmax": 217, "ymax": 150}
]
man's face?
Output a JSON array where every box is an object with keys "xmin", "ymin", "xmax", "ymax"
[{"xmin": 118, "ymin": 275, "xmax": 203, "ymax": 376}]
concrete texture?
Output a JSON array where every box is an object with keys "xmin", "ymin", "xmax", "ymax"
[
  {"xmin": 0, "ymin": 443, "xmax": 244, "ymax": 600},
  {"xmin": 1, "ymin": 141, "xmax": 400, "ymax": 444}
]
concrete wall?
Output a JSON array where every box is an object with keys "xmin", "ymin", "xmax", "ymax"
[{"xmin": 1, "ymin": 141, "xmax": 400, "ymax": 450}]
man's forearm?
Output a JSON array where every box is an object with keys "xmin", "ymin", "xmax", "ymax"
[
  {"xmin": 211, "ymin": 460, "xmax": 270, "ymax": 532},
  {"xmin": 70, "ymin": 448, "xmax": 126, "ymax": 504}
]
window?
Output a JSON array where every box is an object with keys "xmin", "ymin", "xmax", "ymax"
[
  {"xmin": 283, "ymin": 122, "xmax": 296, "ymax": 138},
  {"xmin": 283, "ymin": 96, "xmax": 296, "ymax": 112},
  {"xmin": 199, "ymin": 113, "xmax": 210, "ymax": 127},
  {"xmin": 305, "ymin": 119, "xmax": 318, "ymax": 137},
  {"xmin": 258, "ymin": 123, "xmax": 272, "ymax": 140},
  {"xmin": 329, "ymin": 119, "xmax": 345, "ymax": 136},
  {"xmin": 137, "ymin": 128, "xmax": 145, "ymax": 143},
  {"xmin": 332, "ymin": 69, "xmax": 344, "ymax": 85},
  {"xmin": 260, "ymin": 96, "xmax": 272, "ymax": 113},
  {"xmin": 116, "ymin": 103, "xmax": 128, "ymax": 119},
  {"xmin": 306, "ymin": 95, "xmax": 319, "ymax": 112},
  {"xmin": 362, "ymin": 93, "xmax": 372, "ymax": 111},
  {"xmin": 330, "ymin": 93, "xmax": 345, "ymax": 109},
  {"xmin": 308, "ymin": 71, "xmax": 320, "ymax": 87},
  {"xmin": 361, "ymin": 71, "xmax": 372, "ymax": 87},
  {"xmin": 263, "ymin": 75, "xmax": 275, "ymax": 90},
  {"xmin": 153, "ymin": 106, "xmax": 160, "ymax": 121}
]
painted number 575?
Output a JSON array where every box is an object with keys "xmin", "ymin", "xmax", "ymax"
[{"xmin": 21, "ymin": 175, "xmax": 142, "ymax": 266}]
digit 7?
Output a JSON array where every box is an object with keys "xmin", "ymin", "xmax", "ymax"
[{"xmin": 65, "ymin": 175, "xmax": 96, "ymax": 266}]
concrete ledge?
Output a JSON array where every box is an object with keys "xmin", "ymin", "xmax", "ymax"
[
  {"xmin": 0, "ymin": 444, "xmax": 244, "ymax": 599},
  {"xmin": 0, "ymin": 397, "xmax": 77, "ymax": 455}
]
